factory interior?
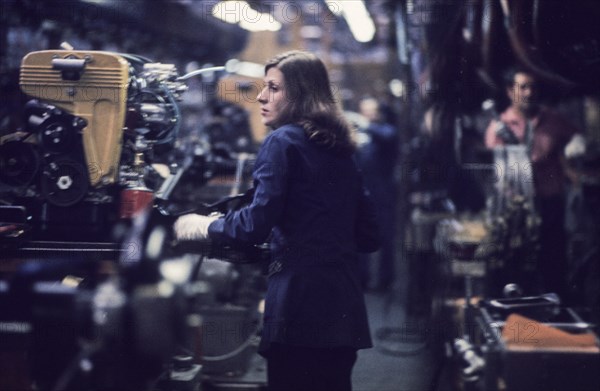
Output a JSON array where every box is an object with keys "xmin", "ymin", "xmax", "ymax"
[{"xmin": 1, "ymin": 1, "xmax": 599, "ymax": 390}]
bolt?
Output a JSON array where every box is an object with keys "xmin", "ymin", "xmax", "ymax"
[{"xmin": 57, "ymin": 175, "xmax": 73, "ymax": 190}]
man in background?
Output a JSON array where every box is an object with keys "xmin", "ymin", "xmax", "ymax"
[{"xmin": 485, "ymin": 67, "xmax": 579, "ymax": 299}]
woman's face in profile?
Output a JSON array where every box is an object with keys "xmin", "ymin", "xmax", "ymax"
[{"xmin": 258, "ymin": 66, "xmax": 287, "ymax": 128}]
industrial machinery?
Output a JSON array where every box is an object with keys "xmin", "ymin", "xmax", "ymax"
[
  {"xmin": 0, "ymin": 48, "xmax": 217, "ymax": 241},
  {"xmin": 432, "ymin": 144, "xmax": 600, "ymax": 391},
  {"xmin": 481, "ymin": 144, "xmax": 541, "ymax": 296},
  {"xmin": 0, "ymin": 49, "xmax": 267, "ymax": 391},
  {"xmin": 0, "ymin": 200, "xmax": 267, "ymax": 391},
  {"xmin": 449, "ymin": 293, "xmax": 600, "ymax": 391}
]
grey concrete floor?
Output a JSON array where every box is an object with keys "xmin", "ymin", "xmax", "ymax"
[
  {"xmin": 352, "ymin": 292, "xmax": 438, "ymax": 391},
  {"xmin": 203, "ymin": 290, "xmax": 440, "ymax": 391}
]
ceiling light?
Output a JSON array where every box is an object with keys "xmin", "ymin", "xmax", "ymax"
[
  {"xmin": 212, "ymin": 1, "xmax": 281, "ymax": 32},
  {"xmin": 326, "ymin": 0, "xmax": 376, "ymax": 43}
]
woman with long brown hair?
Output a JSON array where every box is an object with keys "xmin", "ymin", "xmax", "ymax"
[{"xmin": 175, "ymin": 50, "xmax": 379, "ymax": 390}]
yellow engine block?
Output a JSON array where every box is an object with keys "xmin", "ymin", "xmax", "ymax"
[{"xmin": 20, "ymin": 50, "xmax": 129, "ymax": 187}]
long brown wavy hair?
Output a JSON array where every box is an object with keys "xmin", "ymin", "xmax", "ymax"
[{"xmin": 264, "ymin": 50, "xmax": 356, "ymax": 156}]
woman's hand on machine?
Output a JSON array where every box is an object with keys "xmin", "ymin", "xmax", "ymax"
[{"xmin": 173, "ymin": 213, "xmax": 221, "ymax": 241}]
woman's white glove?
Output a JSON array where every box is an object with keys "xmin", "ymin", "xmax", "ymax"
[{"xmin": 173, "ymin": 213, "xmax": 220, "ymax": 241}]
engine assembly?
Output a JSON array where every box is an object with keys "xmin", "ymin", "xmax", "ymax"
[{"xmin": 0, "ymin": 50, "xmax": 190, "ymax": 240}]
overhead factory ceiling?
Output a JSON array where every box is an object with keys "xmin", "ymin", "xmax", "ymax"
[{"xmin": 2, "ymin": 0, "xmax": 249, "ymax": 64}]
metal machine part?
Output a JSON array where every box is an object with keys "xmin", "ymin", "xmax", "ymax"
[
  {"xmin": 39, "ymin": 158, "xmax": 89, "ymax": 207},
  {"xmin": 453, "ymin": 338, "xmax": 485, "ymax": 382},
  {"xmin": 0, "ymin": 141, "xmax": 40, "ymax": 186},
  {"xmin": 19, "ymin": 50, "xmax": 129, "ymax": 187},
  {"xmin": 490, "ymin": 145, "xmax": 536, "ymax": 216},
  {"xmin": 8, "ymin": 49, "xmax": 187, "ymax": 191},
  {"xmin": 480, "ymin": 145, "xmax": 541, "ymax": 296},
  {"xmin": 0, "ymin": 50, "xmax": 201, "ymax": 238},
  {"xmin": 467, "ymin": 296, "xmax": 600, "ymax": 391}
]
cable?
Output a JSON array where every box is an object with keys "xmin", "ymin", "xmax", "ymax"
[
  {"xmin": 155, "ymin": 84, "xmax": 181, "ymax": 145},
  {"xmin": 201, "ymin": 333, "xmax": 260, "ymax": 362},
  {"xmin": 176, "ymin": 66, "xmax": 226, "ymax": 81}
]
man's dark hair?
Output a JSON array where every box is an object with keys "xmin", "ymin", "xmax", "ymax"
[{"xmin": 502, "ymin": 65, "xmax": 537, "ymax": 88}]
